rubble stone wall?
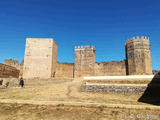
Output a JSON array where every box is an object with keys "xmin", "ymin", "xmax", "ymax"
[
  {"xmin": 81, "ymin": 83, "xmax": 147, "ymax": 94},
  {"xmin": 0, "ymin": 63, "xmax": 20, "ymax": 78},
  {"xmin": 4, "ymin": 59, "xmax": 23, "ymax": 76}
]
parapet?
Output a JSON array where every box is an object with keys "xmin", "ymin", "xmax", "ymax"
[
  {"xmin": 75, "ymin": 45, "xmax": 95, "ymax": 50},
  {"xmin": 4, "ymin": 59, "xmax": 19, "ymax": 65},
  {"xmin": 126, "ymin": 36, "xmax": 149, "ymax": 44}
]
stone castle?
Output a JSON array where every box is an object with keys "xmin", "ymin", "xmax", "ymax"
[{"xmin": 1, "ymin": 36, "xmax": 153, "ymax": 78}]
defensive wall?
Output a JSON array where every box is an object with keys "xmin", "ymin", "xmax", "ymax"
[
  {"xmin": 95, "ymin": 61, "xmax": 127, "ymax": 76},
  {"xmin": 3, "ymin": 36, "xmax": 154, "ymax": 79},
  {"xmin": 73, "ymin": 36, "xmax": 152, "ymax": 78},
  {"xmin": 4, "ymin": 59, "xmax": 23, "ymax": 76},
  {"xmin": 0, "ymin": 63, "xmax": 20, "ymax": 78},
  {"xmin": 55, "ymin": 63, "xmax": 74, "ymax": 78}
]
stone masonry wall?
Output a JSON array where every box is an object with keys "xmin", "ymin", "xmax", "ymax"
[
  {"xmin": 126, "ymin": 36, "xmax": 152, "ymax": 75},
  {"xmin": 4, "ymin": 59, "xmax": 23, "ymax": 77},
  {"xmin": 55, "ymin": 63, "xmax": 74, "ymax": 78},
  {"xmin": 23, "ymin": 38, "xmax": 57, "ymax": 79},
  {"xmin": 74, "ymin": 46, "xmax": 95, "ymax": 77},
  {"xmin": 81, "ymin": 83, "xmax": 147, "ymax": 94},
  {"xmin": 7, "ymin": 36, "xmax": 153, "ymax": 79},
  {"xmin": 0, "ymin": 63, "xmax": 20, "ymax": 78},
  {"xmin": 95, "ymin": 61, "xmax": 127, "ymax": 76}
]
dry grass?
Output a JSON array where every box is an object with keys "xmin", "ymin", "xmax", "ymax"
[
  {"xmin": 0, "ymin": 78, "xmax": 159, "ymax": 120},
  {"xmin": 0, "ymin": 78, "xmax": 150, "ymax": 105},
  {"xmin": 0, "ymin": 103, "xmax": 159, "ymax": 120}
]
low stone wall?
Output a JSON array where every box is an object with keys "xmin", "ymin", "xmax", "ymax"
[{"xmin": 81, "ymin": 83, "xmax": 148, "ymax": 94}]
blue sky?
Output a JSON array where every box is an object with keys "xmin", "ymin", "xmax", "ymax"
[{"xmin": 0, "ymin": 0, "xmax": 160, "ymax": 70}]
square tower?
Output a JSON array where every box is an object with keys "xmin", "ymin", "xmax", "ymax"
[
  {"xmin": 23, "ymin": 38, "xmax": 57, "ymax": 79},
  {"xmin": 74, "ymin": 46, "xmax": 95, "ymax": 77}
]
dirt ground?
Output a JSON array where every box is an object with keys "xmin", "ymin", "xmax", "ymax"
[
  {"xmin": 0, "ymin": 78, "xmax": 148, "ymax": 104},
  {"xmin": 0, "ymin": 78, "xmax": 159, "ymax": 120},
  {"xmin": 0, "ymin": 103, "xmax": 160, "ymax": 120}
]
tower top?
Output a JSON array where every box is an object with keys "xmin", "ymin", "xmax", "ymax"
[
  {"xmin": 126, "ymin": 36, "xmax": 149, "ymax": 44},
  {"xmin": 75, "ymin": 45, "xmax": 95, "ymax": 50}
]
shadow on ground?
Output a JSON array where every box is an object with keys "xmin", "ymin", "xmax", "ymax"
[{"xmin": 138, "ymin": 72, "xmax": 160, "ymax": 106}]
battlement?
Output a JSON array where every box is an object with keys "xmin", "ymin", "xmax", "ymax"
[
  {"xmin": 126, "ymin": 36, "xmax": 149, "ymax": 44},
  {"xmin": 75, "ymin": 45, "xmax": 95, "ymax": 50}
]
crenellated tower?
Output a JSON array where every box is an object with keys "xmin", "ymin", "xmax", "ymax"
[
  {"xmin": 74, "ymin": 46, "xmax": 95, "ymax": 77},
  {"xmin": 125, "ymin": 36, "xmax": 152, "ymax": 75}
]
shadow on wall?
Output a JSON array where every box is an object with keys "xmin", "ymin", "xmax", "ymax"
[
  {"xmin": 138, "ymin": 72, "xmax": 160, "ymax": 106},
  {"xmin": 125, "ymin": 60, "xmax": 129, "ymax": 75}
]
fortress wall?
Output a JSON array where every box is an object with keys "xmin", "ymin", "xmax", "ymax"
[
  {"xmin": 95, "ymin": 61, "xmax": 127, "ymax": 76},
  {"xmin": 4, "ymin": 59, "xmax": 23, "ymax": 76},
  {"xmin": 55, "ymin": 63, "xmax": 74, "ymax": 78},
  {"xmin": 0, "ymin": 63, "xmax": 20, "ymax": 78}
]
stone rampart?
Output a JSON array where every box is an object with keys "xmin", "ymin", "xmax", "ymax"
[
  {"xmin": 4, "ymin": 59, "xmax": 23, "ymax": 76},
  {"xmin": 0, "ymin": 63, "xmax": 20, "ymax": 78},
  {"xmin": 55, "ymin": 63, "xmax": 74, "ymax": 78},
  {"xmin": 3, "ymin": 35, "xmax": 154, "ymax": 79},
  {"xmin": 95, "ymin": 61, "xmax": 127, "ymax": 76}
]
